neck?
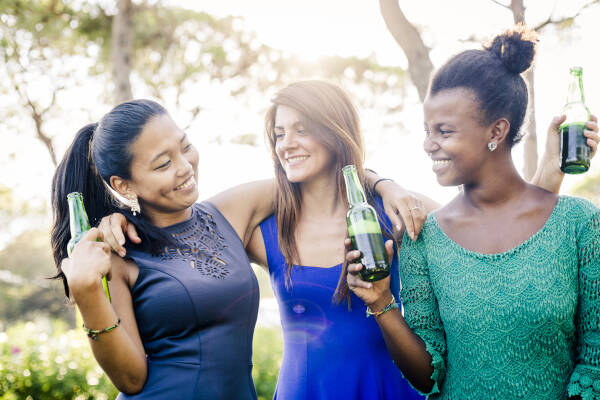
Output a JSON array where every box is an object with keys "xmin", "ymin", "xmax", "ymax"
[
  {"xmin": 299, "ymin": 172, "xmax": 346, "ymax": 219},
  {"xmin": 462, "ymin": 154, "xmax": 528, "ymax": 209},
  {"xmin": 144, "ymin": 206, "xmax": 193, "ymax": 228}
]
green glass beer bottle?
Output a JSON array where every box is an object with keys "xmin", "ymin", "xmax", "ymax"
[
  {"xmin": 67, "ymin": 192, "xmax": 111, "ymax": 301},
  {"xmin": 342, "ymin": 165, "xmax": 390, "ymax": 282},
  {"xmin": 560, "ymin": 66, "xmax": 591, "ymax": 174}
]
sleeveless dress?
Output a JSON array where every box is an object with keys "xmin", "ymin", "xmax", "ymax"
[
  {"xmin": 260, "ymin": 199, "xmax": 423, "ymax": 400},
  {"xmin": 117, "ymin": 202, "xmax": 259, "ymax": 400},
  {"xmin": 399, "ymin": 196, "xmax": 600, "ymax": 399}
]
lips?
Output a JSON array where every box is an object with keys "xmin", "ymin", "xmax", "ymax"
[
  {"xmin": 286, "ymin": 155, "xmax": 309, "ymax": 165},
  {"xmin": 174, "ymin": 176, "xmax": 195, "ymax": 191},
  {"xmin": 432, "ymin": 159, "xmax": 451, "ymax": 173}
]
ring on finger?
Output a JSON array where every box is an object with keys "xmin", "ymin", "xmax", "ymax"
[{"xmin": 408, "ymin": 206, "xmax": 421, "ymax": 211}]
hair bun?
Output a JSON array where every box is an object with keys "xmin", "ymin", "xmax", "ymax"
[{"xmin": 485, "ymin": 24, "xmax": 538, "ymax": 74}]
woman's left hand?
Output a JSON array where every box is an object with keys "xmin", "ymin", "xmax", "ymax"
[{"xmin": 377, "ymin": 180, "xmax": 426, "ymax": 241}]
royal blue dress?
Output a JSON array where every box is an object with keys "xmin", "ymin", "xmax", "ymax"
[
  {"xmin": 260, "ymin": 199, "xmax": 423, "ymax": 400},
  {"xmin": 117, "ymin": 202, "xmax": 259, "ymax": 400}
]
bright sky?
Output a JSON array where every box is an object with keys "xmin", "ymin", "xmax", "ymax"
[{"xmin": 4, "ymin": 0, "xmax": 600, "ymax": 209}]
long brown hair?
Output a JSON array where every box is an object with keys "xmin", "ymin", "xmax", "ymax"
[{"xmin": 264, "ymin": 80, "xmax": 368, "ymax": 299}]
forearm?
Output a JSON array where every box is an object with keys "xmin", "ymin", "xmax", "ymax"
[
  {"xmin": 369, "ymin": 296, "xmax": 435, "ymax": 392},
  {"xmin": 74, "ymin": 285, "xmax": 147, "ymax": 394},
  {"xmin": 530, "ymin": 154, "xmax": 564, "ymax": 194}
]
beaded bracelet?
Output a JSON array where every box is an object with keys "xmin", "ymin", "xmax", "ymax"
[
  {"xmin": 372, "ymin": 178, "xmax": 394, "ymax": 194},
  {"xmin": 83, "ymin": 318, "xmax": 121, "ymax": 341},
  {"xmin": 366, "ymin": 295, "xmax": 399, "ymax": 318}
]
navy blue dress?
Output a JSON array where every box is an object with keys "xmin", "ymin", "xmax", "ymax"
[
  {"xmin": 260, "ymin": 199, "xmax": 423, "ymax": 400},
  {"xmin": 117, "ymin": 202, "xmax": 259, "ymax": 400}
]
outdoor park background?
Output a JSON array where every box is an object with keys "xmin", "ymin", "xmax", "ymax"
[{"xmin": 2, "ymin": 0, "xmax": 600, "ymax": 398}]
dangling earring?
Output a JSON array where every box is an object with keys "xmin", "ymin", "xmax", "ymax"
[
  {"xmin": 488, "ymin": 142, "xmax": 497, "ymax": 152},
  {"xmin": 127, "ymin": 194, "xmax": 141, "ymax": 216}
]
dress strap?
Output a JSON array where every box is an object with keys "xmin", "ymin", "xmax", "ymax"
[{"xmin": 259, "ymin": 215, "xmax": 286, "ymax": 273}]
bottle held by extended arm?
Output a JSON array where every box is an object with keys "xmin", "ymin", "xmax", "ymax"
[{"xmin": 560, "ymin": 66, "xmax": 591, "ymax": 174}]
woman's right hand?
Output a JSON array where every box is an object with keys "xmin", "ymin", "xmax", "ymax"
[
  {"xmin": 345, "ymin": 238, "xmax": 395, "ymax": 309},
  {"xmin": 98, "ymin": 213, "xmax": 141, "ymax": 257},
  {"xmin": 62, "ymin": 228, "xmax": 112, "ymax": 300}
]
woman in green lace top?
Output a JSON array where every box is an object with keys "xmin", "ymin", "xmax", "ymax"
[{"xmin": 346, "ymin": 26, "xmax": 600, "ymax": 399}]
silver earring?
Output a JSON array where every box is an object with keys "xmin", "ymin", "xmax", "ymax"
[
  {"xmin": 128, "ymin": 194, "xmax": 140, "ymax": 216},
  {"xmin": 488, "ymin": 142, "xmax": 497, "ymax": 152}
]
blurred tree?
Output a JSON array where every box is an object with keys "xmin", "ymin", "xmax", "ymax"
[
  {"xmin": 0, "ymin": 1, "xmax": 409, "ymax": 168},
  {"xmin": 571, "ymin": 171, "xmax": 600, "ymax": 205},
  {"xmin": 111, "ymin": 0, "xmax": 133, "ymax": 103},
  {"xmin": 379, "ymin": 0, "xmax": 599, "ymax": 179},
  {"xmin": 0, "ymin": 229, "xmax": 73, "ymax": 326}
]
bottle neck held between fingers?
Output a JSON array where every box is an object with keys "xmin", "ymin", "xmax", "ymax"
[
  {"xmin": 342, "ymin": 165, "xmax": 367, "ymax": 205},
  {"xmin": 67, "ymin": 192, "xmax": 91, "ymax": 237}
]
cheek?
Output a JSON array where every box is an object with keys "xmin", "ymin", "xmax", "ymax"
[{"xmin": 274, "ymin": 143, "xmax": 285, "ymax": 162}]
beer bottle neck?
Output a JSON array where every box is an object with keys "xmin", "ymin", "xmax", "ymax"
[
  {"xmin": 67, "ymin": 194, "xmax": 91, "ymax": 236},
  {"xmin": 566, "ymin": 70, "xmax": 585, "ymax": 105},
  {"xmin": 342, "ymin": 165, "xmax": 367, "ymax": 205}
]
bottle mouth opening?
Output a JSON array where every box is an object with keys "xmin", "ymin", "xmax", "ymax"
[
  {"xmin": 570, "ymin": 66, "xmax": 582, "ymax": 73},
  {"xmin": 67, "ymin": 192, "xmax": 83, "ymax": 200},
  {"xmin": 342, "ymin": 165, "xmax": 357, "ymax": 174}
]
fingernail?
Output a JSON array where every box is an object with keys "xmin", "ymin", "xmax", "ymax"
[
  {"xmin": 396, "ymin": 224, "xmax": 401, "ymax": 231},
  {"xmin": 119, "ymin": 250, "xmax": 126, "ymax": 257}
]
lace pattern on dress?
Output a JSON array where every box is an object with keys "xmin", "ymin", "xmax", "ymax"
[{"xmin": 155, "ymin": 209, "xmax": 229, "ymax": 279}]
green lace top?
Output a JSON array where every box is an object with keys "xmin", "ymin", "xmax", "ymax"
[{"xmin": 398, "ymin": 195, "xmax": 600, "ymax": 400}]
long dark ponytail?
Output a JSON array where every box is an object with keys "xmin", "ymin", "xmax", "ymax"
[{"xmin": 51, "ymin": 99, "xmax": 172, "ymax": 297}]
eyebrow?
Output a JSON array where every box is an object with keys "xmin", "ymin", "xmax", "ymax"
[
  {"xmin": 274, "ymin": 121, "xmax": 303, "ymax": 130},
  {"xmin": 150, "ymin": 133, "xmax": 187, "ymax": 164}
]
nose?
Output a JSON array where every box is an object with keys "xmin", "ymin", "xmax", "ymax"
[
  {"xmin": 174, "ymin": 153, "xmax": 193, "ymax": 177},
  {"xmin": 278, "ymin": 131, "xmax": 297, "ymax": 151},
  {"xmin": 423, "ymin": 134, "xmax": 440, "ymax": 155}
]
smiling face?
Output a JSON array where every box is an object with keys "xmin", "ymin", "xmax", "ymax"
[
  {"xmin": 122, "ymin": 114, "xmax": 199, "ymax": 225},
  {"xmin": 273, "ymin": 105, "xmax": 335, "ymax": 185},
  {"xmin": 423, "ymin": 88, "xmax": 494, "ymax": 187}
]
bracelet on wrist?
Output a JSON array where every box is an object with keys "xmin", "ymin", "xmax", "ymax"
[
  {"xmin": 366, "ymin": 295, "xmax": 399, "ymax": 318},
  {"xmin": 372, "ymin": 178, "xmax": 394, "ymax": 194},
  {"xmin": 83, "ymin": 318, "xmax": 121, "ymax": 341}
]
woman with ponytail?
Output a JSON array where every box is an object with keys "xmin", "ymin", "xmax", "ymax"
[
  {"xmin": 51, "ymin": 99, "xmax": 276, "ymax": 399},
  {"xmin": 347, "ymin": 25, "xmax": 600, "ymax": 399}
]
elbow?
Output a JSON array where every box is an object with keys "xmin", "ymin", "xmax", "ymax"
[{"xmin": 116, "ymin": 369, "xmax": 147, "ymax": 394}]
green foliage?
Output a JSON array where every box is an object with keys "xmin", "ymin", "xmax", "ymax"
[
  {"xmin": 0, "ymin": 320, "xmax": 282, "ymax": 400},
  {"xmin": 252, "ymin": 327, "xmax": 283, "ymax": 400},
  {"xmin": 0, "ymin": 319, "xmax": 118, "ymax": 399},
  {"xmin": 0, "ymin": 229, "xmax": 73, "ymax": 326}
]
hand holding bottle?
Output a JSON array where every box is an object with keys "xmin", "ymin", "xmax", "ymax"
[
  {"xmin": 543, "ymin": 114, "xmax": 598, "ymax": 168},
  {"xmin": 62, "ymin": 228, "xmax": 112, "ymax": 301},
  {"xmin": 345, "ymin": 237, "xmax": 395, "ymax": 309}
]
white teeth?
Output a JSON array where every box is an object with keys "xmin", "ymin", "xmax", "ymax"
[
  {"xmin": 175, "ymin": 177, "xmax": 195, "ymax": 190},
  {"xmin": 433, "ymin": 160, "xmax": 451, "ymax": 167},
  {"xmin": 287, "ymin": 156, "xmax": 309, "ymax": 162}
]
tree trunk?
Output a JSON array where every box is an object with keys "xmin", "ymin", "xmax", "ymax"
[
  {"xmin": 522, "ymin": 69, "xmax": 538, "ymax": 180},
  {"xmin": 510, "ymin": 0, "xmax": 538, "ymax": 180},
  {"xmin": 111, "ymin": 0, "xmax": 133, "ymax": 103},
  {"xmin": 379, "ymin": 0, "xmax": 434, "ymax": 102}
]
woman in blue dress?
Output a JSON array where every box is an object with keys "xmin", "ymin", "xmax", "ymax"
[
  {"xmin": 245, "ymin": 81, "xmax": 430, "ymax": 400},
  {"xmin": 51, "ymin": 100, "xmax": 275, "ymax": 399}
]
